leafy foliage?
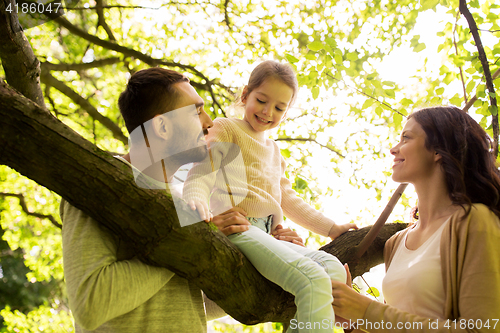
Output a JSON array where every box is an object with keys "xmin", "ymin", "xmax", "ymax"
[{"xmin": 0, "ymin": 0, "xmax": 498, "ymax": 331}]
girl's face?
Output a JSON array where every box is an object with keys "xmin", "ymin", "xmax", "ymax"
[
  {"xmin": 390, "ymin": 118, "xmax": 440, "ymax": 184},
  {"xmin": 242, "ymin": 78, "xmax": 294, "ymax": 132}
]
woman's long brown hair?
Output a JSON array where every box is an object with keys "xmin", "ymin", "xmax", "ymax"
[{"xmin": 410, "ymin": 106, "xmax": 500, "ymax": 218}]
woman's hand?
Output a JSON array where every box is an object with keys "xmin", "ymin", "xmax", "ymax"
[
  {"xmin": 331, "ymin": 264, "xmax": 372, "ymax": 321},
  {"xmin": 271, "ymin": 224, "xmax": 304, "ymax": 247}
]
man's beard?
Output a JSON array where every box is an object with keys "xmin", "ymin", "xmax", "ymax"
[{"xmin": 169, "ymin": 144, "xmax": 208, "ymax": 166}]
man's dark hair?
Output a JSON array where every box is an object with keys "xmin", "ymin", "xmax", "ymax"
[{"xmin": 118, "ymin": 67, "xmax": 189, "ymax": 133}]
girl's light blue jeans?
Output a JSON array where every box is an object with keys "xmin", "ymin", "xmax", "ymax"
[{"xmin": 228, "ymin": 216, "xmax": 346, "ymax": 333}]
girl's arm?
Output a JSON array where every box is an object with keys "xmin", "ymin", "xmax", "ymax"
[{"xmin": 183, "ymin": 120, "xmax": 231, "ymax": 220}]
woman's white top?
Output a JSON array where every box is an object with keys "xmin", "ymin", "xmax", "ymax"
[{"xmin": 382, "ymin": 218, "xmax": 450, "ymax": 319}]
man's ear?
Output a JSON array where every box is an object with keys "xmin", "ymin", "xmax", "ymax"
[
  {"xmin": 241, "ymin": 86, "xmax": 249, "ymax": 104},
  {"xmin": 151, "ymin": 114, "xmax": 171, "ymax": 140}
]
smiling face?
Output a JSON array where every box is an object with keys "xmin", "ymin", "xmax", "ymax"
[
  {"xmin": 242, "ymin": 78, "xmax": 294, "ymax": 132},
  {"xmin": 390, "ymin": 118, "xmax": 441, "ymax": 184},
  {"xmin": 145, "ymin": 81, "xmax": 214, "ymax": 166}
]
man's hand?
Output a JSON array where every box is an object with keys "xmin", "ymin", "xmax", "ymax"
[
  {"xmin": 328, "ymin": 222, "xmax": 358, "ymax": 241},
  {"xmin": 212, "ymin": 207, "xmax": 250, "ymax": 236},
  {"xmin": 188, "ymin": 200, "xmax": 212, "ymax": 222},
  {"xmin": 271, "ymin": 224, "xmax": 304, "ymax": 247}
]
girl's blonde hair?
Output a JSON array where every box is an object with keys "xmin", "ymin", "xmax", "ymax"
[{"xmin": 236, "ymin": 60, "xmax": 299, "ymax": 108}]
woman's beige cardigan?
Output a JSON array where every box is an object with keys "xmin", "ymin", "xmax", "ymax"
[{"xmin": 360, "ymin": 204, "xmax": 500, "ymax": 332}]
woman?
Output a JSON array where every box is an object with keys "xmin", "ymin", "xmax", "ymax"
[{"xmin": 332, "ymin": 106, "xmax": 500, "ymax": 332}]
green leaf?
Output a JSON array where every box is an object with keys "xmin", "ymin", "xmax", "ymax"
[
  {"xmin": 466, "ymin": 80, "xmax": 476, "ymax": 95},
  {"xmin": 325, "ymin": 37, "xmax": 337, "ymax": 49},
  {"xmin": 420, "ymin": 0, "xmax": 439, "ymax": 10},
  {"xmin": 384, "ymin": 89, "xmax": 395, "ymax": 99},
  {"xmin": 465, "ymin": 67, "xmax": 476, "ymax": 74},
  {"xmin": 478, "ymin": 89, "xmax": 486, "ymax": 98},
  {"xmin": 382, "ymin": 81, "xmax": 395, "ymax": 87},
  {"xmin": 435, "ymin": 87, "xmax": 445, "ymax": 95},
  {"xmin": 305, "ymin": 53, "xmax": 317, "ymax": 60},
  {"xmin": 346, "ymin": 52, "xmax": 358, "ymax": 61},
  {"xmin": 362, "ymin": 98, "xmax": 375, "ymax": 109},
  {"xmin": 367, "ymin": 287, "xmax": 380, "ymax": 298},
  {"xmin": 469, "ymin": 0, "xmax": 480, "ymax": 8},
  {"xmin": 478, "ymin": 103, "xmax": 490, "ymax": 115},
  {"xmin": 394, "ymin": 112, "xmax": 403, "ymax": 127},
  {"xmin": 307, "ymin": 41, "xmax": 324, "ymax": 52},
  {"xmin": 450, "ymin": 93, "xmax": 463, "ymax": 106},
  {"xmin": 281, "ymin": 148, "xmax": 291, "ymax": 158},
  {"xmin": 295, "ymin": 177, "xmax": 308, "ymax": 190},
  {"xmin": 285, "ymin": 54, "xmax": 299, "ymax": 63},
  {"xmin": 375, "ymin": 106, "xmax": 383, "ymax": 117},
  {"xmin": 490, "ymin": 105, "xmax": 498, "ymax": 116},
  {"xmin": 311, "ymin": 86, "xmax": 320, "ymax": 99},
  {"xmin": 401, "ymin": 98, "xmax": 413, "ymax": 107},
  {"xmin": 437, "ymin": 43, "xmax": 446, "ymax": 53},
  {"xmin": 333, "ymin": 49, "xmax": 343, "ymax": 64},
  {"xmin": 366, "ymin": 73, "xmax": 376, "ymax": 80},
  {"xmin": 308, "ymin": 71, "xmax": 318, "ymax": 81},
  {"xmin": 414, "ymin": 43, "xmax": 426, "ymax": 52}
]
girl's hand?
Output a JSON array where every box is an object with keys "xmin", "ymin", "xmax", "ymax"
[
  {"xmin": 188, "ymin": 200, "xmax": 212, "ymax": 222},
  {"xmin": 328, "ymin": 223, "xmax": 358, "ymax": 240},
  {"xmin": 271, "ymin": 224, "xmax": 304, "ymax": 247}
]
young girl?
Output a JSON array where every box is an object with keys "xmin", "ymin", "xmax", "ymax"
[{"xmin": 183, "ymin": 60, "xmax": 354, "ymax": 332}]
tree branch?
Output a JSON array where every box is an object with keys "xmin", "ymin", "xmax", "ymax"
[
  {"xmin": 478, "ymin": 29, "xmax": 500, "ymax": 33},
  {"xmin": 39, "ymin": 65, "xmax": 128, "ymax": 145},
  {"xmin": 0, "ymin": 192, "xmax": 62, "ymax": 229},
  {"xmin": 325, "ymin": 73, "xmax": 406, "ymax": 118},
  {"xmin": 223, "ymin": 0, "xmax": 231, "ymax": 29},
  {"xmin": 460, "ymin": 0, "xmax": 499, "ymax": 156},
  {"xmin": 453, "ymin": 11, "xmax": 468, "ymax": 105},
  {"xmin": 0, "ymin": 80, "xmax": 405, "ymax": 324},
  {"xmin": 42, "ymin": 57, "xmax": 121, "ymax": 71},
  {"xmin": 43, "ymin": 10, "xmax": 211, "ymax": 86},
  {"xmin": 0, "ymin": 0, "xmax": 46, "ymax": 108},
  {"xmin": 463, "ymin": 67, "xmax": 500, "ymax": 113},
  {"xmin": 275, "ymin": 137, "xmax": 345, "ymax": 158},
  {"xmin": 95, "ymin": 0, "xmax": 116, "ymax": 41}
]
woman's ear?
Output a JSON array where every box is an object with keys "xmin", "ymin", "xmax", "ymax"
[
  {"xmin": 152, "ymin": 114, "xmax": 171, "ymax": 140},
  {"xmin": 434, "ymin": 151, "xmax": 442, "ymax": 162},
  {"xmin": 241, "ymin": 86, "xmax": 249, "ymax": 104}
]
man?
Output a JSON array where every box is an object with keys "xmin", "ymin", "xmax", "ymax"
[{"xmin": 61, "ymin": 67, "xmax": 302, "ymax": 332}]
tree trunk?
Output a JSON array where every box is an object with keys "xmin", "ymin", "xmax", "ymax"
[
  {"xmin": 0, "ymin": 79, "xmax": 407, "ymax": 324},
  {"xmin": 0, "ymin": 0, "xmax": 46, "ymax": 109}
]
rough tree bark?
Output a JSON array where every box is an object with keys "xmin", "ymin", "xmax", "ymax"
[
  {"xmin": 0, "ymin": 0, "xmax": 46, "ymax": 108},
  {"xmin": 0, "ymin": 79, "xmax": 407, "ymax": 324}
]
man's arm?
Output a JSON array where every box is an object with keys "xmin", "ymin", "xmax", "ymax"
[{"xmin": 61, "ymin": 200, "xmax": 174, "ymax": 330}]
